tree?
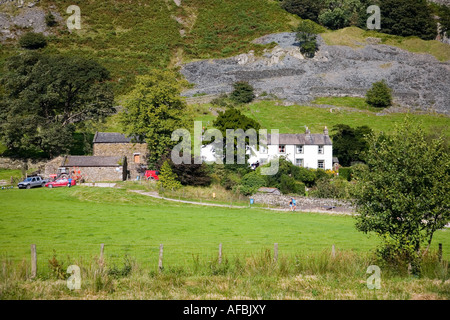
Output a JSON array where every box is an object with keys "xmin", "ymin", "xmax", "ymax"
[
  {"xmin": 239, "ymin": 171, "xmax": 266, "ymax": 195},
  {"xmin": 318, "ymin": 0, "xmax": 365, "ymax": 30},
  {"xmin": 0, "ymin": 52, "xmax": 114, "ymax": 157},
  {"xmin": 172, "ymin": 157, "xmax": 212, "ymax": 187},
  {"xmin": 295, "ymin": 20, "xmax": 322, "ymax": 58},
  {"xmin": 158, "ymin": 160, "xmax": 182, "ymax": 190},
  {"xmin": 120, "ymin": 70, "xmax": 190, "ymax": 168},
  {"xmin": 280, "ymin": 0, "xmax": 325, "ymax": 23},
  {"xmin": 19, "ymin": 32, "xmax": 47, "ymax": 50},
  {"xmin": 230, "ymin": 81, "xmax": 255, "ymax": 104},
  {"xmin": 365, "ymin": 80, "xmax": 392, "ymax": 109},
  {"xmin": 378, "ymin": 0, "xmax": 437, "ymax": 40},
  {"xmin": 353, "ymin": 118, "xmax": 449, "ymax": 272},
  {"xmin": 212, "ymin": 107, "xmax": 261, "ymax": 169},
  {"xmin": 331, "ymin": 124, "xmax": 372, "ymax": 166}
]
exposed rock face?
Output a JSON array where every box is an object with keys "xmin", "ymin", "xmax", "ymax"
[
  {"xmin": 181, "ymin": 32, "xmax": 450, "ymax": 114},
  {"xmin": 0, "ymin": 3, "xmax": 63, "ymax": 41}
]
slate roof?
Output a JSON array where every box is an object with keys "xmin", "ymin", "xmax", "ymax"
[
  {"xmin": 93, "ymin": 132, "xmax": 143, "ymax": 144},
  {"xmin": 63, "ymin": 156, "xmax": 123, "ymax": 167},
  {"xmin": 264, "ymin": 133, "xmax": 332, "ymax": 145}
]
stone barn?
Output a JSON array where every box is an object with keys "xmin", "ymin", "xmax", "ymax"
[
  {"xmin": 92, "ymin": 132, "xmax": 149, "ymax": 179},
  {"xmin": 61, "ymin": 156, "xmax": 127, "ymax": 182}
]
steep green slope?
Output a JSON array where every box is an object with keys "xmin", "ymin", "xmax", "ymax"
[{"xmin": 0, "ymin": 0, "xmax": 295, "ymax": 95}]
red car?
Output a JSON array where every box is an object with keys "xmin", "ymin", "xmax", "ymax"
[
  {"xmin": 144, "ymin": 170, "xmax": 159, "ymax": 180},
  {"xmin": 45, "ymin": 179, "xmax": 76, "ymax": 188}
]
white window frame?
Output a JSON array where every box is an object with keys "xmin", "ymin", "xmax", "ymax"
[
  {"xmin": 279, "ymin": 145, "xmax": 286, "ymax": 154},
  {"xmin": 295, "ymin": 158, "xmax": 304, "ymax": 167},
  {"xmin": 296, "ymin": 145, "xmax": 304, "ymax": 154},
  {"xmin": 318, "ymin": 145, "xmax": 324, "ymax": 154},
  {"xmin": 318, "ymin": 160, "xmax": 325, "ymax": 169}
]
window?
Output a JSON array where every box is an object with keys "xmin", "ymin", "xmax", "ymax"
[
  {"xmin": 296, "ymin": 158, "xmax": 304, "ymax": 167},
  {"xmin": 134, "ymin": 153, "xmax": 140, "ymax": 163},
  {"xmin": 318, "ymin": 145, "xmax": 324, "ymax": 154},
  {"xmin": 296, "ymin": 145, "xmax": 304, "ymax": 154},
  {"xmin": 318, "ymin": 160, "xmax": 324, "ymax": 169},
  {"xmin": 279, "ymin": 145, "xmax": 285, "ymax": 153}
]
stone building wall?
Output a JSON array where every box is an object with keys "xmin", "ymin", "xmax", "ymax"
[
  {"xmin": 93, "ymin": 142, "xmax": 149, "ymax": 178},
  {"xmin": 75, "ymin": 166, "xmax": 124, "ymax": 182}
]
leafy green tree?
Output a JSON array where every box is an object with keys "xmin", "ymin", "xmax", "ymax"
[
  {"xmin": 378, "ymin": 0, "xmax": 437, "ymax": 40},
  {"xmin": 280, "ymin": 0, "xmax": 325, "ymax": 23},
  {"xmin": 239, "ymin": 171, "xmax": 266, "ymax": 195},
  {"xmin": 19, "ymin": 32, "xmax": 47, "ymax": 50},
  {"xmin": 331, "ymin": 124, "xmax": 372, "ymax": 166},
  {"xmin": 0, "ymin": 52, "xmax": 114, "ymax": 158},
  {"xmin": 230, "ymin": 81, "xmax": 255, "ymax": 104},
  {"xmin": 212, "ymin": 107, "xmax": 261, "ymax": 170},
  {"xmin": 318, "ymin": 0, "xmax": 364, "ymax": 30},
  {"xmin": 172, "ymin": 157, "xmax": 212, "ymax": 187},
  {"xmin": 295, "ymin": 20, "xmax": 322, "ymax": 58},
  {"xmin": 121, "ymin": 69, "xmax": 190, "ymax": 168},
  {"xmin": 353, "ymin": 118, "xmax": 449, "ymax": 272},
  {"xmin": 365, "ymin": 80, "xmax": 393, "ymax": 109},
  {"xmin": 158, "ymin": 160, "xmax": 182, "ymax": 190}
]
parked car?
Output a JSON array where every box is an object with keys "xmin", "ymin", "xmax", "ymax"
[
  {"xmin": 45, "ymin": 179, "xmax": 76, "ymax": 188},
  {"xmin": 17, "ymin": 176, "xmax": 47, "ymax": 189},
  {"xmin": 145, "ymin": 170, "xmax": 159, "ymax": 180}
]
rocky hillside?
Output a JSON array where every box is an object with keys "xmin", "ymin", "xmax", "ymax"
[
  {"xmin": 181, "ymin": 32, "xmax": 450, "ymax": 114},
  {"xmin": 0, "ymin": 0, "xmax": 449, "ymax": 114}
]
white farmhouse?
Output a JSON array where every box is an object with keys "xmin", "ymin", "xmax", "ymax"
[
  {"xmin": 201, "ymin": 126, "xmax": 334, "ymax": 170},
  {"xmin": 248, "ymin": 127, "xmax": 333, "ymax": 170}
]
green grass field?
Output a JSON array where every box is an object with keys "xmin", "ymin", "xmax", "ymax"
[
  {"xmin": 1, "ymin": 186, "xmax": 448, "ymax": 268},
  {"xmin": 1, "ymin": 186, "xmax": 449, "ymax": 299},
  {"xmin": 189, "ymin": 100, "xmax": 449, "ymax": 136}
]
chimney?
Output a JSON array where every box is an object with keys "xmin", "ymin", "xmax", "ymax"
[
  {"xmin": 305, "ymin": 126, "xmax": 310, "ymax": 134},
  {"xmin": 324, "ymin": 126, "xmax": 329, "ymax": 135}
]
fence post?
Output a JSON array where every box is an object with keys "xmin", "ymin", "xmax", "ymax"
[
  {"xmin": 218, "ymin": 243, "xmax": 223, "ymax": 264},
  {"xmin": 331, "ymin": 244, "xmax": 336, "ymax": 259},
  {"xmin": 274, "ymin": 243, "xmax": 278, "ymax": 263},
  {"xmin": 438, "ymin": 243, "xmax": 442, "ymax": 262},
  {"xmin": 158, "ymin": 244, "xmax": 164, "ymax": 272},
  {"xmin": 30, "ymin": 244, "xmax": 37, "ymax": 279},
  {"xmin": 99, "ymin": 243, "xmax": 105, "ymax": 267}
]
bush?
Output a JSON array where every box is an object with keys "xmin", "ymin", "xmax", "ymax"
[
  {"xmin": 292, "ymin": 166, "xmax": 316, "ymax": 187},
  {"xmin": 365, "ymin": 80, "xmax": 392, "ymax": 108},
  {"xmin": 45, "ymin": 13, "xmax": 57, "ymax": 27},
  {"xmin": 279, "ymin": 174, "xmax": 301, "ymax": 195},
  {"xmin": 295, "ymin": 20, "xmax": 322, "ymax": 58},
  {"xmin": 230, "ymin": 81, "xmax": 255, "ymax": 104},
  {"xmin": 338, "ymin": 167, "xmax": 352, "ymax": 181},
  {"xmin": 238, "ymin": 171, "xmax": 266, "ymax": 195},
  {"xmin": 19, "ymin": 32, "xmax": 48, "ymax": 50},
  {"xmin": 309, "ymin": 177, "xmax": 351, "ymax": 199}
]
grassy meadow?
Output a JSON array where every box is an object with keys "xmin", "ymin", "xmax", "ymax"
[{"xmin": 0, "ymin": 185, "xmax": 449, "ymax": 299}]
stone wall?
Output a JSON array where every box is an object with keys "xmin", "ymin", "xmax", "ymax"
[
  {"xmin": 75, "ymin": 166, "xmax": 124, "ymax": 182},
  {"xmin": 252, "ymin": 193, "xmax": 354, "ymax": 212},
  {"xmin": 0, "ymin": 156, "xmax": 48, "ymax": 172},
  {"xmin": 93, "ymin": 142, "xmax": 149, "ymax": 178}
]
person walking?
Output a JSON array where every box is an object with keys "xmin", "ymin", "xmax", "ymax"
[
  {"xmin": 292, "ymin": 198, "xmax": 297, "ymax": 211},
  {"xmin": 289, "ymin": 198, "xmax": 293, "ymax": 211}
]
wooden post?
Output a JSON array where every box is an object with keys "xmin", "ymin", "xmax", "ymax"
[
  {"xmin": 274, "ymin": 243, "xmax": 278, "ymax": 263},
  {"xmin": 99, "ymin": 243, "xmax": 105, "ymax": 266},
  {"xmin": 438, "ymin": 243, "xmax": 442, "ymax": 262},
  {"xmin": 218, "ymin": 243, "xmax": 223, "ymax": 264},
  {"xmin": 331, "ymin": 244, "xmax": 336, "ymax": 258},
  {"xmin": 158, "ymin": 244, "xmax": 164, "ymax": 272},
  {"xmin": 30, "ymin": 244, "xmax": 37, "ymax": 279}
]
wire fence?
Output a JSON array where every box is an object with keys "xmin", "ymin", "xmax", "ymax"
[{"xmin": 0, "ymin": 240, "xmax": 356, "ymax": 276}]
